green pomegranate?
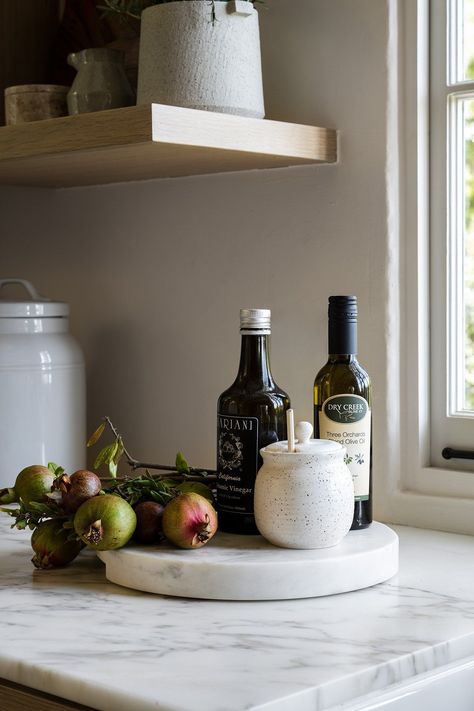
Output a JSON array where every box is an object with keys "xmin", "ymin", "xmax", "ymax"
[
  {"xmin": 31, "ymin": 520, "xmax": 83, "ymax": 569},
  {"xmin": 74, "ymin": 494, "xmax": 137, "ymax": 551},
  {"xmin": 15, "ymin": 465, "xmax": 55, "ymax": 506}
]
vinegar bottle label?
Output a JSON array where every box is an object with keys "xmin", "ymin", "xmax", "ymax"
[
  {"xmin": 318, "ymin": 394, "xmax": 371, "ymax": 501},
  {"xmin": 216, "ymin": 414, "xmax": 259, "ymax": 515}
]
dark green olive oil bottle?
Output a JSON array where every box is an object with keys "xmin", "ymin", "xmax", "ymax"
[
  {"xmin": 314, "ymin": 296, "xmax": 372, "ymax": 529},
  {"xmin": 217, "ymin": 309, "xmax": 291, "ymax": 534}
]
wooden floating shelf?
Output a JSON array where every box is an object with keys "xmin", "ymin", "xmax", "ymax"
[{"xmin": 0, "ymin": 104, "xmax": 337, "ymax": 188}]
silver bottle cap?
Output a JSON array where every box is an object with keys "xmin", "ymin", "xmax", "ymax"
[{"xmin": 240, "ymin": 308, "xmax": 271, "ymax": 335}]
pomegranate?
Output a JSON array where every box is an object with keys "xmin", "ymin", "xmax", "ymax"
[
  {"xmin": 74, "ymin": 494, "xmax": 136, "ymax": 550},
  {"xmin": 54, "ymin": 470, "xmax": 102, "ymax": 513},
  {"xmin": 162, "ymin": 493, "xmax": 218, "ymax": 549},
  {"xmin": 134, "ymin": 501, "xmax": 165, "ymax": 544},
  {"xmin": 14, "ymin": 465, "xmax": 55, "ymax": 507},
  {"xmin": 31, "ymin": 520, "xmax": 83, "ymax": 569}
]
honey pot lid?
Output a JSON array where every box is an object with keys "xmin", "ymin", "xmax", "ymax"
[{"xmin": 262, "ymin": 421, "xmax": 343, "ymax": 455}]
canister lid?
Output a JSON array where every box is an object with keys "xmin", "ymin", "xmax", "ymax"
[
  {"xmin": 0, "ymin": 279, "xmax": 69, "ymax": 318},
  {"xmin": 262, "ymin": 439, "xmax": 343, "ymax": 455}
]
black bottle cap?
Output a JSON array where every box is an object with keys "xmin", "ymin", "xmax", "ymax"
[
  {"xmin": 328, "ymin": 295, "xmax": 358, "ymax": 354},
  {"xmin": 328, "ymin": 295, "xmax": 357, "ymax": 321}
]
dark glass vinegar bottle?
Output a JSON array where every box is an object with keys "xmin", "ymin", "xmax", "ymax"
[
  {"xmin": 217, "ymin": 309, "xmax": 291, "ymax": 534},
  {"xmin": 314, "ymin": 296, "xmax": 372, "ymax": 530}
]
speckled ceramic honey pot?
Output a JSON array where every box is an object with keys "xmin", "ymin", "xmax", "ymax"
[{"xmin": 254, "ymin": 420, "xmax": 354, "ymax": 549}]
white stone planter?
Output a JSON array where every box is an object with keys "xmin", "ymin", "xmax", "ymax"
[{"xmin": 137, "ymin": 0, "xmax": 265, "ymax": 118}]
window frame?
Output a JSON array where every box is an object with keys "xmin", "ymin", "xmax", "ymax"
[
  {"xmin": 430, "ymin": 0, "xmax": 474, "ymax": 471},
  {"xmin": 377, "ymin": 0, "xmax": 474, "ymax": 534}
]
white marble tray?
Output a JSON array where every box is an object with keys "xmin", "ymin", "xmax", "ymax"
[{"xmin": 97, "ymin": 522, "xmax": 398, "ymax": 600}]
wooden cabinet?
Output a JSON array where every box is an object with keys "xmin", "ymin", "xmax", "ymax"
[{"xmin": 0, "ymin": 678, "xmax": 95, "ymax": 711}]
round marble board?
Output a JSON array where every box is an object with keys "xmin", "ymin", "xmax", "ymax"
[{"xmin": 97, "ymin": 522, "xmax": 398, "ymax": 601}]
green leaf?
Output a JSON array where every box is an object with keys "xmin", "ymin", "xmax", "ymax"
[
  {"xmin": 28, "ymin": 501, "xmax": 50, "ymax": 513},
  {"xmin": 48, "ymin": 462, "xmax": 65, "ymax": 478},
  {"xmin": 94, "ymin": 442, "xmax": 119, "ymax": 470},
  {"xmin": 0, "ymin": 487, "xmax": 17, "ymax": 505},
  {"xmin": 87, "ymin": 422, "xmax": 106, "ymax": 448},
  {"xmin": 161, "ymin": 479, "xmax": 178, "ymax": 488},
  {"xmin": 0, "ymin": 506, "xmax": 21, "ymax": 516},
  {"xmin": 149, "ymin": 489, "xmax": 174, "ymax": 504},
  {"xmin": 113, "ymin": 438, "xmax": 124, "ymax": 467},
  {"xmin": 108, "ymin": 459, "xmax": 118, "ymax": 478},
  {"xmin": 175, "ymin": 452, "xmax": 190, "ymax": 475},
  {"xmin": 93, "ymin": 445, "xmax": 109, "ymax": 470},
  {"xmin": 176, "ymin": 482, "xmax": 215, "ymax": 504}
]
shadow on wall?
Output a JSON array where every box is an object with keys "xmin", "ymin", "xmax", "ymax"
[{"xmin": 86, "ymin": 319, "xmax": 145, "ymax": 463}]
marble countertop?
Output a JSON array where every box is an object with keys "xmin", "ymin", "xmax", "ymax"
[{"xmin": 1, "ymin": 518, "xmax": 474, "ymax": 711}]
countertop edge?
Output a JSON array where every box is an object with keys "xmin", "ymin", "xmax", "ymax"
[{"xmin": 2, "ymin": 631, "xmax": 474, "ymax": 711}]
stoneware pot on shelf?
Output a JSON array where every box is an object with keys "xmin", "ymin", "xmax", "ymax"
[
  {"xmin": 254, "ymin": 422, "xmax": 354, "ymax": 549},
  {"xmin": 4, "ymin": 85, "xmax": 69, "ymax": 125},
  {"xmin": 67, "ymin": 48, "xmax": 135, "ymax": 115},
  {"xmin": 137, "ymin": 0, "xmax": 265, "ymax": 118}
]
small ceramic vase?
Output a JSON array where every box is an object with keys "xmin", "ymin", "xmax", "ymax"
[
  {"xmin": 67, "ymin": 48, "xmax": 135, "ymax": 115},
  {"xmin": 254, "ymin": 422, "xmax": 354, "ymax": 549}
]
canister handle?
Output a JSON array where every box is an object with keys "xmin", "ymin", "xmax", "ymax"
[
  {"xmin": 228, "ymin": 1, "xmax": 254, "ymax": 15},
  {"xmin": 0, "ymin": 279, "xmax": 49, "ymax": 301}
]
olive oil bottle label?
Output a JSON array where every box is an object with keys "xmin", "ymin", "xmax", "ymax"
[
  {"xmin": 318, "ymin": 394, "xmax": 371, "ymax": 501},
  {"xmin": 216, "ymin": 414, "xmax": 259, "ymax": 515}
]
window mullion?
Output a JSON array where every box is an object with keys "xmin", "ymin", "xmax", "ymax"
[
  {"xmin": 448, "ymin": 0, "xmax": 463, "ymax": 84},
  {"xmin": 445, "ymin": 84, "xmax": 474, "ymax": 97},
  {"xmin": 448, "ymin": 94, "xmax": 466, "ymax": 415}
]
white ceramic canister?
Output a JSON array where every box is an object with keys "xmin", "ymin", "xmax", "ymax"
[
  {"xmin": 0, "ymin": 279, "xmax": 86, "ymax": 488},
  {"xmin": 254, "ymin": 423, "xmax": 354, "ymax": 549}
]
